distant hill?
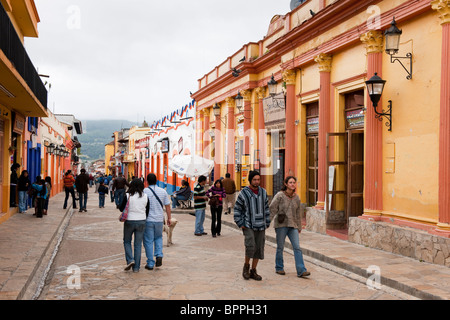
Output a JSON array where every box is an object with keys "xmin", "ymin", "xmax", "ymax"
[{"xmin": 77, "ymin": 119, "xmax": 137, "ymax": 161}]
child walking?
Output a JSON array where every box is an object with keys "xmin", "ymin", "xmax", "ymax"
[{"xmin": 98, "ymin": 181, "xmax": 109, "ymax": 208}]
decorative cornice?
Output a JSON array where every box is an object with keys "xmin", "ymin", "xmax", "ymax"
[
  {"xmin": 282, "ymin": 69, "xmax": 296, "ymax": 85},
  {"xmin": 360, "ymin": 30, "xmax": 384, "ymax": 54},
  {"xmin": 255, "ymin": 87, "xmax": 266, "ymax": 100},
  {"xmin": 314, "ymin": 53, "xmax": 332, "ymax": 72},
  {"xmin": 431, "ymin": 0, "xmax": 450, "ymax": 25}
]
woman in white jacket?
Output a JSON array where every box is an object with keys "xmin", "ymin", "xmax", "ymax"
[{"xmin": 120, "ymin": 178, "xmax": 149, "ymax": 272}]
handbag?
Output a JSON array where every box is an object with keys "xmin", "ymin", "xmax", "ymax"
[
  {"xmin": 278, "ymin": 193, "xmax": 293, "ymax": 224},
  {"xmin": 119, "ymin": 195, "xmax": 130, "ymax": 222},
  {"xmin": 208, "ymin": 195, "xmax": 219, "ymax": 207}
]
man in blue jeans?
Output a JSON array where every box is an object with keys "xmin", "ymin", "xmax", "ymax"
[
  {"xmin": 143, "ymin": 173, "xmax": 172, "ymax": 270},
  {"xmin": 193, "ymin": 175, "xmax": 208, "ymax": 236},
  {"xmin": 75, "ymin": 169, "xmax": 89, "ymax": 212}
]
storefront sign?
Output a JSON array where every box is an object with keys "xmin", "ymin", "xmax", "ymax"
[
  {"xmin": 161, "ymin": 138, "xmax": 169, "ymax": 153},
  {"xmin": 307, "ymin": 117, "xmax": 319, "ymax": 133},
  {"xmin": 13, "ymin": 114, "xmax": 25, "ymax": 134},
  {"xmin": 346, "ymin": 109, "xmax": 365, "ymax": 129},
  {"xmin": 263, "ymin": 93, "xmax": 285, "ymax": 126}
]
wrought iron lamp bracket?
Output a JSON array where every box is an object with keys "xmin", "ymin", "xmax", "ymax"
[
  {"xmin": 390, "ymin": 53, "xmax": 412, "ymax": 80},
  {"xmin": 374, "ymin": 100, "xmax": 393, "ymax": 132}
]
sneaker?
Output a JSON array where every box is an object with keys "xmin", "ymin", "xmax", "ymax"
[
  {"xmin": 298, "ymin": 271, "xmax": 311, "ymax": 278},
  {"xmin": 194, "ymin": 233, "xmax": 202, "ymax": 236},
  {"xmin": 145, "ymin": 265, "xmax": 153, "ymax": 270},
  {"xmin": 242, "ymin": 263, "xmax": 250, "ymax": 280},
  {"xmin": 276, "ymin": 270, "xmax": 286, "ymax": 275},
  {"xmin": 124, "ymin": 262, "xmax": 135, "ymax": 271},
  {"xmin": 250, "ymin": 269, "xmax": 262, "ymax": 281},
  {"xmin": 155, "ymin": 257, "xmax": 162, "ymax": 267}
]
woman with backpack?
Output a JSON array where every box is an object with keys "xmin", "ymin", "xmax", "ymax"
[{"xmin": 31, "ymin": 176, "xmax": 48, "ymax": 218}]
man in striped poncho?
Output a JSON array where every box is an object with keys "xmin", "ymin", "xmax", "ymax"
[{"xmin": 234, "ymin": 171, "xmax": 271, "ymax": 281}]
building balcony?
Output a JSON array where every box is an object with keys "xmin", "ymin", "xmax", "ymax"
[{"xmin": 0, "ymin": 0, "xmax": 47, "ymax": 116}]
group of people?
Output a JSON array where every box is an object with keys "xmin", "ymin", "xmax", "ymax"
[
  {"xmin": 119, "ymin": 173, "xmax": 172, "ymax": 273},
  {"xmin": 12, "ymin": 164, "xmax": 52, "ymax": 218},
  {"xmin": 192, "ymin": 170, "xmax": 310, "ymax": 280},
  {"xmin": 62, "ymin": 170, "xmax": 136, "ymax": 213}
]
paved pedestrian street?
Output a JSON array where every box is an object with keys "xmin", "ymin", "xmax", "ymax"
[{"xmin": 38, "ymin": 194, "xmax": 414, "ymax": 301}]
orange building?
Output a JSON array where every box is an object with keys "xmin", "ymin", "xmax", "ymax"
[
  {"xmin": 193, "ymin": 0, "xmax": 450, "ymax": 266},
  {"xmin": 0, "ymin": 0, "xmax": 48, "ymax": 223}
]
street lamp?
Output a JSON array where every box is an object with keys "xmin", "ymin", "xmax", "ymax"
[
  {"xmin": 385, "ymin": 17, "xmax": 413, "ymax": 80},
  {"xmin": 47, "ymin": 143, "xmax": 55, "ymax": 154},
  {"xmin": 365, "ymin": 73, "xmax": 392, "ymax": 132},
  {"xmin": 235, "ymin": 92, "xmax": 244, "ymax": 112},
  {"xmin": 267, "ymin": 74, "xmax": 278, "ymax": 97}
]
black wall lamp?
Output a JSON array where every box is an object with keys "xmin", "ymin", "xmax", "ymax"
[
  {"xmin": 213, "ymin": 103, "xmax": 227, "ymax": 125},
  {"xmin": 267, "ymin": 74, "xmax": 285, "ymax": 109},
  {"xmin": 366, "ymin": 73, "xmax": 392, "ymax": 132},
  {"xmin": 385, "ymin": 17, "xmax": 412, "ymax": 80}
]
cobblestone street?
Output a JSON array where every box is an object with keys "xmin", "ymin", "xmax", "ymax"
[{"xmin": 39, "ymin": 194, "xmax": 412, "ymax": 301}]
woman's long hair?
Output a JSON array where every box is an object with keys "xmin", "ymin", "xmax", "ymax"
[
  {"xmin": 281, "ymin": 176, "xmax": 297, "ymax": 192},
  {"xmin": 128, "ymin": 178, "xmax": 144, "ymax": 197}
]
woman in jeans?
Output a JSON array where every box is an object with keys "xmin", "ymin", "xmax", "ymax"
[
  {"xmin": 120, "ymin": 179, "xmax": 149, "ymax": 273},
  {"xmin": 206, "ymin": 179, "xmax": 226, "ymax": 237},
  {"xmin": 18, "ymin": 170, "xmax": 30, "ymax": 213},
  {"xmin": 269, "ymin": 176, "xmax": 310, "ymax": 278}
]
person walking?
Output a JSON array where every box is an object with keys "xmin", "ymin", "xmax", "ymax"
[
  {"xmin": 119, "ymin": 178, "xmax": 149, "ymax": 273},
  {"xmin": 10, "ymin": 163, "xmax": 20, "ymax": 207},
  {"xmin": 109, "ymin": 176, "xmax": 115, "ymax": 203},
  {"xmin": 171, "ymin": 179, "xmax": 191, "ymax": 209},
  {"xmin": 269, "ymin": 176, "xmax": 310, "ymax": 278},
  {"xmin": 113, "ymin": 173, "xmax": 129, "ymax": 208},
  {"xmin": 98, "ymin": 180, "xmax": 108, "ymax": 208},
  {"xmin": 43, "ymin": 176, "xmax": 52, "ymax": 215},
  {"xmin": 143, "ymin": 173, "xmax": 172, "ymax": 270},
  {"xmin": 234, "ymin": 170, "xmax": 270, "ymax": 281},
  {"xmin": 31, "ymin": 176, "xmax": 48, "ymax": 218},
  {"xmin": 193, "ymin": 175, "xmax": 208, "ymax": 236},
  {"xmin": 222, "ymin": 173, "xmax": 236, "ymax": 215},
  {"xmin": 63, "ymin": 170, "xmax": 77, "ymax": 210},
  {"xmin": 18, "ymin": 170, "xmax": 30, "ymax": 213},
  {"xmin": 75, "ymin": 168, "xmax": 90, "ymax": 212},
  {"xmin": 206, "ymin": 179, "xmax": 226, "ymax": 237}
]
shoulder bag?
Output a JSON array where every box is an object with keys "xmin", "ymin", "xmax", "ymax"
[{"xmin": 119, "ymin": 195, "xmax": 130, "ymax": 222}]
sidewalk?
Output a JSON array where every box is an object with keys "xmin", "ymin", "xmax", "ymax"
[
  {"xmin": 0, "ymin": 192, "xmax": 449, "ymax": 300},
  {"xmin": 0, "ymin": 193, "xmax": 73, "ymax": 300},
  {"xmin": 198, "ymin": 207, "xmax": 450, "ymax": 300}
]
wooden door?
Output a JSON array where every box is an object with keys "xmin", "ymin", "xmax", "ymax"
[
  {"xmin": 306, "ymin": 135, "xmax": 318, "ymax": 206},
  {"xmin": 347, "ymin": 130, "xmax": 364, "ymax": 217}
]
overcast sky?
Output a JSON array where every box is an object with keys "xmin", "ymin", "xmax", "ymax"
[{"xmin": 25, "ymin": 0, "xmax": 291, "ymax": 123}]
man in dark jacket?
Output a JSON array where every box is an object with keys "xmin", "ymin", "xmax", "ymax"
[
  {"xmin": 75, "ymin": 168, "xmax": 90, "ymax": 212},
  {"xmin": 113, "ymin": 173, "xmax": 129, "ymax": 208}
]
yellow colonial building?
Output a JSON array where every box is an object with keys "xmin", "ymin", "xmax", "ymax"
[{"xmin": 193, "ymin": 0, "xmax": 450, "ymax": 266}]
